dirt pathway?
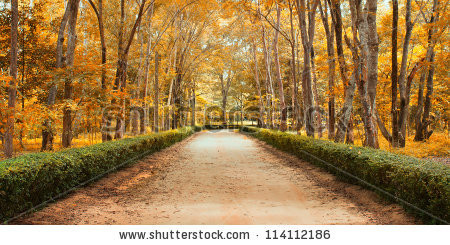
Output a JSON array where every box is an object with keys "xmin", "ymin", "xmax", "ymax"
[{"xmin": 14, "ymin": 130, "xmax": 418, "ymax": 225}]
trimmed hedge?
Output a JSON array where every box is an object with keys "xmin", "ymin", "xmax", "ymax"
[
  {"xmin": 0, "ymin": 127, "xmax": 196, "ymax": 223},
  {"xmin": 241, "ymin": 126, "xmax": 449, "ymax": 224}
]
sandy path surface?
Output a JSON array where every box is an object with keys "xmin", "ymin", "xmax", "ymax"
[{"xmin": 14, "ymin": 130, "xmax": 418, "ymax": 225}]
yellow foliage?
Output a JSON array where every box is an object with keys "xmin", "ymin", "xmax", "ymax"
[{"xmin": 384, "ymin": 133, "xmax": 450, "ymax": 158}]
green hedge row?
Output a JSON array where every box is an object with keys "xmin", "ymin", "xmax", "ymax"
[
  {"xmin": 0, "ymin": 127, "xmax": 197, "ymax": 223},
  {"xmin": 241, "ymin": 126, "xmax": 449, "ymax": 224}
]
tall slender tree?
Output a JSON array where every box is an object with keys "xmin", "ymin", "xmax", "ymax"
[
  {"xmin": 273, "ymin": 4, "xmax": 287, "ymax": 131},
  {"xmin": 4, "ymin": 0, "xmax": 19, "ymax": 158},
  {"xmin": 113, "ymin": 0, "xmax": 148, "ymax": 139},
  {"xmin": 415, "ymin": 0, "xmax": 440, "ymax": 141},
  {"xmin": 252, "ymin": 40, "xmax": 265, "ymax": 128},
  {"xmin": 295, "ymin": 0, "xmax": 318, "ymax": 137},
  {"xmin": 318, "ymin": 0, "xmax": 336, "ymax": 139},
  {"xmin": 154, "ymin": 52, "xmax": 160, "ymax": 132},
  {"xmin": 42, "ymin": 0, "xmax": 81, "ymax": 151},
  {"xmin": 61, "ymin": 0, "xmax": 81, "ymax": 148}
]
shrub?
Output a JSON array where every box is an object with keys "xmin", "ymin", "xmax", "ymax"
[
  {"xmin": 241, "ymin": 126, "xmax": 449, "ymax": 224},
  {"xmin": 0, "ymin": 127, "xmax": 195, "ymax": 223}
]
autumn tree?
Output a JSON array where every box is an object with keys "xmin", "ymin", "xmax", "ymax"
[
  {"xmin": 414, "ymin": 0, "xmax": 442, "ymax": 142},
  {"xmin": 41, "ymin": 0, "xmax": 81, "ymax": 150},
  {"xmin": 4, "ymin": 0, "xmax": 18, "ymax": 158},
  {"xmin": 318, "ymin": 0, "xmax": 336, "ymax": 139}
]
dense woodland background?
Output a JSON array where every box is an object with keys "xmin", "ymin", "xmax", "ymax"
[{"xmin": 0, "ymin": 0, "xmax": 448, "ymax": 160}]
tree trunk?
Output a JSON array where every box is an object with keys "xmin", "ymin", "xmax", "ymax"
[
  {"xmin": 42, "ymin": 0, "xmax": 74, "ymax": 151},
  {"xmin": 319, "ymin": 0, "xmax": 336, "ymax": 139},
  {"xmin": 311, "ymin": 47, "xmax": 322, "ymax": 137},
  {"xmin": 273, "ymin": 5, "xmax": 287, "ymax": 131},
  {"xmin": 414, "ymin": 58, "xmax": 427, "ymax": 140},
  {"xmin": 261, "ymin": 25, "xmax": 274, "ymax": 129},
  {"xmin": 19, "ymin": 28, "xmax": 26, "ymax": 151},
  {"xmin": 295, "ymin": 0, "xmax": 317, "ymax": 137},
  {"xmin": 87, "ymin": 0, "xmax": 111, "ymax": 142},
  {"xmin": 390, "ymin": 0, "xmax": 400, "ymax": 147},
  {"xmin": 252, "ymin": 41, "xmax": 265, "ymax": 128},
  {"xmin": 417, "ymin": 52, "xmax": 435, "ymax": 141},
  {"xmin": 171, "ymin": 38, "xmax": 184, "ymax": 130},
  {"xmin": 375, "ymin": 109, "xmax": 392, "ymax": 142},
  {"xmin": 172, "ymin": 72, "xmax": 182, "ymax": 129},
  {"xmin": 415, "ymin": 0, "xmax": 439, "ymax": 141},
  {"xmin": 219, "ymin": 74, "xmax": 232, "ymax": 126},
  {"xmin": 113, "ymin": 0, "xmax": 127, "ymax": 140},
  {"xmin": 346, "ymin": 115, "xmax": 355, "ymax": 144},
  {"xmin": 328, "ymin": 0, "xmax": 354, "ymax": 143},
  {"xmin": 396, "ymin": 0, "xmax": 413, "ymax": 147},
  {"xmin": 131, "ymin": 25, "xmax": 144, "ymax": 136},
  {"xmin": 350, "ymin": 0, "xmax": 378, "ymax": 148},
  {"xmin": 298, "ymin": 2, "xmax": 310, "ymax": 130},
  {"xmin": 240, "ymin": 92, "xmax": 244, "ymax": 126},
  {"xmin": 288, "ymin": 0, "xmax": 300, "ymax": 131},
  {"xmin": 62, "ymin": 0, "xmax": 80, "ymax": 148},
  {"xmin": 141, "ymin": 4, "xmax": 155, "ymax": 134},
  {"xmin": 98, "ymin": 0, "xmax": 106, "ymax": 88},
  {"xmin": 87, "ymin": 0, "xmax": 107, "ymax": 87},
  {"xmin": 222, "ymin": 97, "xmax": 227, "ymax": 126},
  {"xmin": 153, "ymin": 52, "xmax": 159, "ymax": 132},
  {"xmin": 113, "ymin": 0, "xmax": 147, "ymax": 139},
  {"xmin": 366, "ymin": 0, "xmax": 379, "ymax": 147},
  {"xmin": 166, "ymin": 75, "xmax": 174, "ymax": 130},
  {"xmin": 114, "ymin": 59, "xmax": 127, "ymax": 139},
  {"xmin": 335, "ymin": 75, "xmax": 356, "ymax": 143},
  {"xmin": 4, "ymin": 0, "xmax": 19, "ymax": 158},
  {"xmin": 191, "ymin": 80, "xmax": 196, "ymax": 127}
]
